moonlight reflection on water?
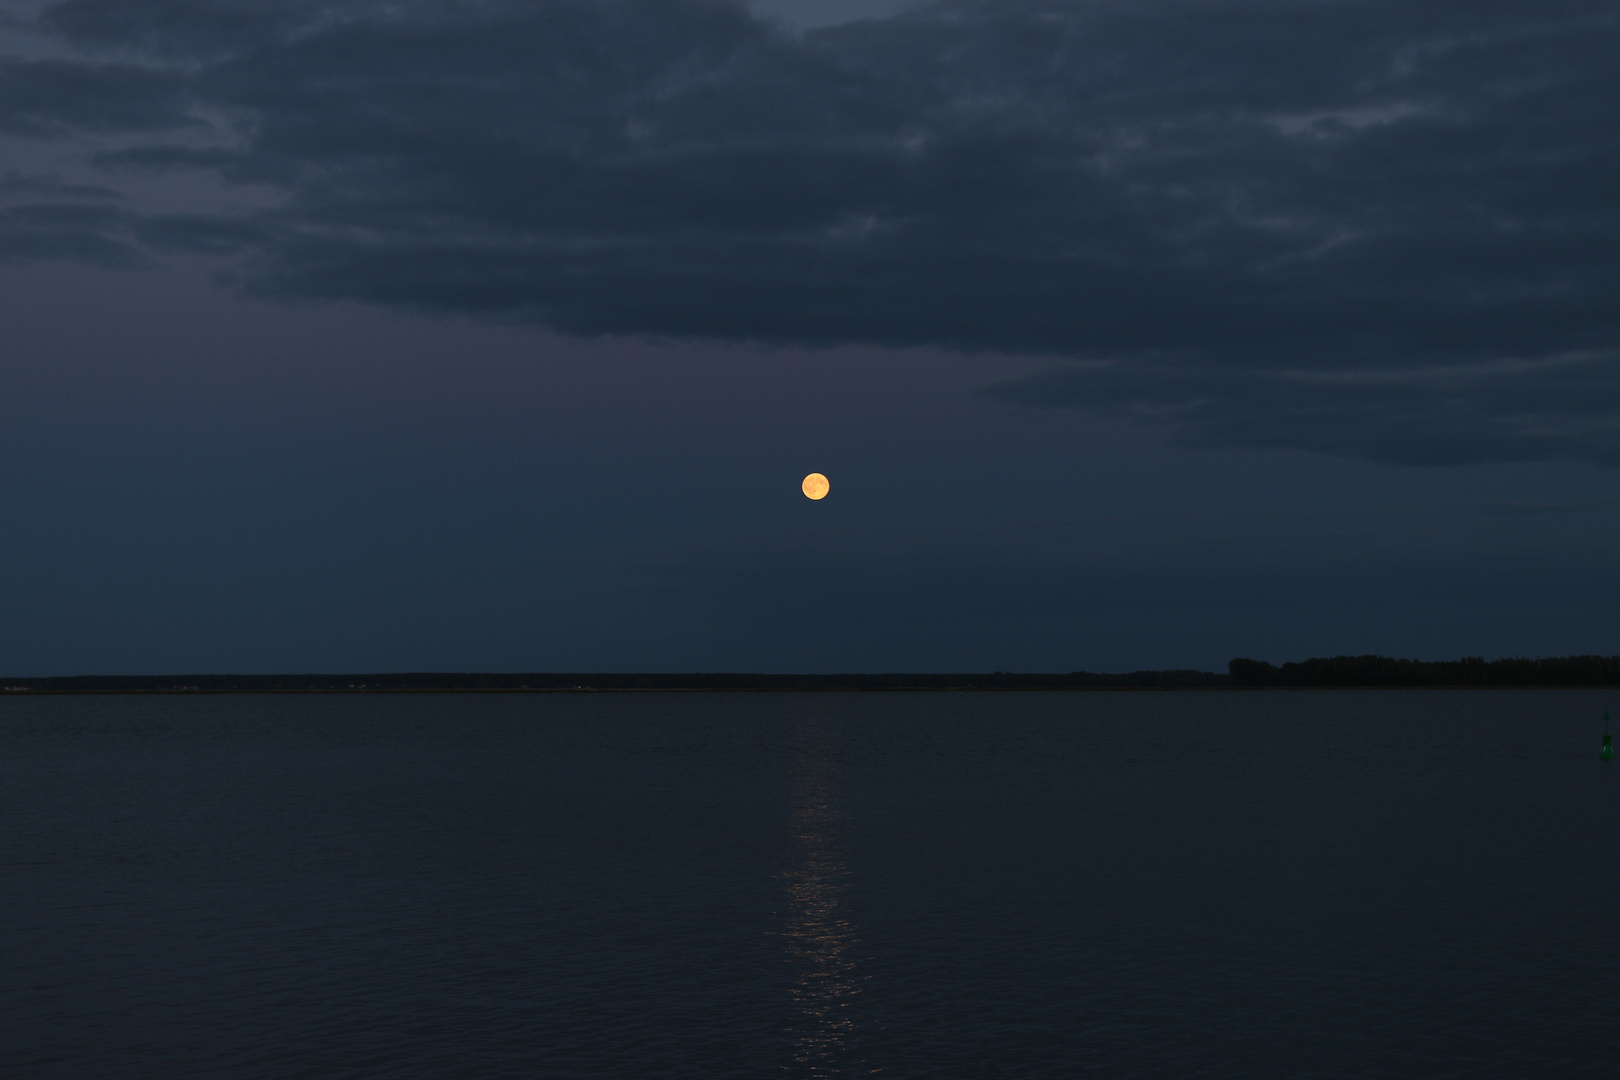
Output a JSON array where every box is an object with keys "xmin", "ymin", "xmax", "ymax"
[
  {"xmin": 781, "ymin": 738, "xmax": 863, "ymax": 1077},
  {"xmin": 5, "ymin": 693, "xmax": 1618, "ymax": 1077}
]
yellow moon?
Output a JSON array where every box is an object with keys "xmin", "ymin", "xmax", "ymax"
[{"xmin": 802, "ymin": 473, "xmax": 830, "ymax": 500}]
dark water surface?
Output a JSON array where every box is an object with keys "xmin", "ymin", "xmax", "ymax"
[{"xmin": 3, "ymin": 691, "xmax": 1616, "ymax": 1078}]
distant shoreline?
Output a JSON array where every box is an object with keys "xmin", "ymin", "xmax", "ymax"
[
  {"xmin": 3, "ymin": 687, "xmax": 1617, "ymax": 695},
  {"xmin": 5, "ymin": 656, "xmax": 1620, "ymax": 693},
  {"xmin": 0, "ymin": 672, "xmax": 1227, "ymax": 694}
]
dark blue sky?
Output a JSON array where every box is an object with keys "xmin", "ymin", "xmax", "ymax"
[{"xmin": 2, "ymin": 0, "xmax": 1617, "ymax": 674}]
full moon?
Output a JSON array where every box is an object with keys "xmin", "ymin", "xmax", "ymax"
[{"xmin": 802, "ymin": 472, "xmax": 830, "ymax": 500}]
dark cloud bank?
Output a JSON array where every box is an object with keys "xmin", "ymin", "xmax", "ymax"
[{"xmin": 3, "ymin": 0, "xmax": 1616, "ymax": 464}]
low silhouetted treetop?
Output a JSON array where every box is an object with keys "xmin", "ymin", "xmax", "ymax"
[{"xmin": 1228, "ymin": 654, "xmax": 1620, "ymax": 687}]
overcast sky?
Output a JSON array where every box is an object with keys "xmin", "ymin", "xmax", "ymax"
[{"xmin": 2, "ymin": 0, "xmax": 1617, "ymax": 674}]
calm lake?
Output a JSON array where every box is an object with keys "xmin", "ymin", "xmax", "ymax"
[{"xmin": 3, "ymin": 690, "xmax": 1615, "ymax": 1078}]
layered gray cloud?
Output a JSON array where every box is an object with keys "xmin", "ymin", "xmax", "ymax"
[
  {"xmin": 982, "ymin": 350, "xmax": 1620, "ymax": 465},
  {"xmin": 2, "ymin": 0, "xmax": 1616, "ymax": 463},
  {"xmin": 0, "ymin": 197, "xmax": 136, "ymax": 264},
  {"xmin": 0, "ymin": 55, "xmax": 193, "ymax": 135}
]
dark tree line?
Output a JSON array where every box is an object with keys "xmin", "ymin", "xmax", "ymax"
[{"xmin": 1228, "ymin": 655, "xmax": 1620, "ymax": 687}]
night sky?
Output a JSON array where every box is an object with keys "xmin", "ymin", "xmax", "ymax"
[{"xmin": 2, "ymin": 0, "xmax": 1616, "ymax": 675}]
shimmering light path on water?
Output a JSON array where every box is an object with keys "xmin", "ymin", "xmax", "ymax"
[{"xmin": 3, "ymin": 691, "xmax": 1616, "ymax": 1077}]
